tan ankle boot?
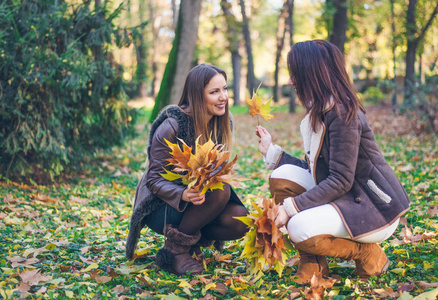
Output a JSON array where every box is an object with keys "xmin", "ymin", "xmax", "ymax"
[
  {"xmin": 156, "ymin": 226, "xmax": 204, "ymax": 275},
  {"xmin": 294, "ymin": 235, "xmax": 389, "ymax": 279},
  {"xmin": 294, "ymin": 251, "xmax": 330, "ymax": 284}
]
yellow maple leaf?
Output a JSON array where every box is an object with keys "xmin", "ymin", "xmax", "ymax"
[
  {"xmin": 246, "ymin": 84, "xmax": 276, "ymax": 123},
  {"xmin": 160, "ymin": 136, "xmax": 238, "ymax": 195}
]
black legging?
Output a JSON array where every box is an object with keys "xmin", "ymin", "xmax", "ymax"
[{"xmin": 178, "ymin": 184, "xmax": 249, "ymax": 240}]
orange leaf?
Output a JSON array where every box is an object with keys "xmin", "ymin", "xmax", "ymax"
[{"xmin": 304, "ymin": 274, "xmax": 337, "ymax": 300}]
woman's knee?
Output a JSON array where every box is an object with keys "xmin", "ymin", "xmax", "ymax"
[
  {"xmin": 231, "ymin": 205, "xmax": 249, "ymax": 237},
  {"xmin": 206, "ymin": 184, "xmax": 231, "ymax": 206},
  {"xmin": 217, "ymin": 204, "xmax": 249, "ymax": 238},
  {"xmin": 287, "ymin": 215, "xmax": 311, "ymax": 243}
]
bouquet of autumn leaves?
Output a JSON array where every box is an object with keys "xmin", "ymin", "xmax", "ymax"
[
  {"xmin": 235, "ymin": 199, "xmax": 288, "ymax": 277},
  {"xmin": 160, "ymin": 136, "xmax": 238, "ymax": 195}
]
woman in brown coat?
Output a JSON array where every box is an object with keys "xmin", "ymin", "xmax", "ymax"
[
  {"xmin": 126, "ymin": 64, "xmax": 248, "ymax": 275},
  {"xmin": 256, "ymin": 40, "xmax": 411, "ymax": 283}
]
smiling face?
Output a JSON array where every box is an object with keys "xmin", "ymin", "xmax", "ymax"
[{"xmin": 204, "ymin": 74, "xmax": 228, "ymax": 120}]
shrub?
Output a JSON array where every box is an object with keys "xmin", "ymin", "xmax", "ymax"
[
  {"xmin": 0, "ymin": 0, "xmax": 138, "ymax": 179},
  {"xmin": 362, "ymin": 86, "xmax": 386, "ymax": 105}
]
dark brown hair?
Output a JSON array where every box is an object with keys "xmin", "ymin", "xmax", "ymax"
[
  {"xmin": 178, "ymin": 64, "xmax": 232, "ymax": 150},
  {"xmin": 287, "ymin": 40, "xmax": 364, "ymax": 132}
]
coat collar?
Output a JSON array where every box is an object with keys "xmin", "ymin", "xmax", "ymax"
[{"xmin": 300, "ymin": 97, "xmax": 335, "ymax": 182}]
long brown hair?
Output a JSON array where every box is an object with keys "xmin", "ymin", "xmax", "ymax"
[
  {"xmin": 178, "ymin": 64, "xmax": 233, "ymax": 150},
  {"xmin": 287, "ymin": 40, "xmax": 364, "ymax": 132}
]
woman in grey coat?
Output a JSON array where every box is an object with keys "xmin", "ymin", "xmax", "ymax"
[
  {"xmin": 256, "ymin": 40, "xmax": 411, "ymax": 283},
  {"xmin": 126, "ymin": 64, "xmax": 248, "ymax": 275}
]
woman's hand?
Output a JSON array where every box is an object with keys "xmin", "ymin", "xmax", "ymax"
[
  {"xmin": 274, "ymin": 205, "xmax": 290, "ymax": 228},
  {"xmin": 255, "ymin": 126, "xmax": 272, "ymax": 157},
  {"xmin": 182, "ymin": 188, "xmax": 205, "ymax": 205}
]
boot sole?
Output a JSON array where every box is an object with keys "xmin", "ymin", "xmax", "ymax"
[{"xmin": 381, "ymin": 258, "xmax": 390, "ymax": 274}]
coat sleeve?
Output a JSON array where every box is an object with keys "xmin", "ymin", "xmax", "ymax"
[
  {"xmin": 293, "ymin": 113, "xmax": 361, "ymax": 211},
  {"xmin": 145, "ymin": 118, "xmax": 187, "ymax": 212}
]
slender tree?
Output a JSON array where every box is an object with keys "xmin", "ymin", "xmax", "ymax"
[
  {"xmin": 149, "ymin": 0, "xmax": 159, "ymax": 97},
  {"xmin": 403, "ymin": 0, "xmax": 438, "ymax": 107},
  {"xmin": 171, "ymin": 0, "xmax": 178, "ymax": 28},
  {"xmin": 221, "ymin": 0, "xmax": 242, "ymax": 106},
  {"xmin": 286, "ymin": 0, "xmax": 296, "ymax": 113},
  {"xmin": 327, "ymin": 0, "xmax": 348, "ymax": 53},
  {"xmin": 273, "ymin": 0, "xmax": 289, "ymax": 103},
  {"xmin": 239, "ymin": 0, "xmax": 256, "ymax": 96},
  {"xmin": 149, "ymin": 0, "xmax": 202, "ymax": 122},
  {"xmin": 135, "ymin": 0, "xmax": 148, "ymax": 98},
  {"xmin": 390, "ymin": 0, "xmax": 398, "ymax": 110}
]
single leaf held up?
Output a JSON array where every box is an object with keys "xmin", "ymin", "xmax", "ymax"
[
  {"xmin": 160, "ymin": 136, "xmax": 238, "ymax": 195},
  {"xmin": 246, "ymin": 85, "xmax": 276, "ymax": 123}
]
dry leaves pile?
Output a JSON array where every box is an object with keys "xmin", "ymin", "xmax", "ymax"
[
  {"xmin": 160, "ymin": 136, "xmax": 238, "ymax": 194},
  {"xmin": 235, "ymin": 198, "xmax": 287, "ymax": 277},
  {"xmin": 246, "ymin": 85, "xmax": 276, "ymax": 124}
]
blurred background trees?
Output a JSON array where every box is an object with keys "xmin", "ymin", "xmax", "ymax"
[{"xmin": 1, "ymin": 0, "xmax": 437, "ymax": 178}]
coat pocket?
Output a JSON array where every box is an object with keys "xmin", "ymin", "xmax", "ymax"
[{"xmin": 367, "ymin": 179, "xmax": 392, "ymax": 204}]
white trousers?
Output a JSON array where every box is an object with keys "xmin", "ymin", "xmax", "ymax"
[
  {"xmin": 287, "ymin": 203, "xmax": 399, "ymax": 244},
  {"xmin": 270, "ymin": 164, "xmax": 399, "ymax": 244}
]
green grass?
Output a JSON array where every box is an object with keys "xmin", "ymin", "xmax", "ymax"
[{"xmin": 1, "ymin": 106, "xmax": 437, "ymax": 299}]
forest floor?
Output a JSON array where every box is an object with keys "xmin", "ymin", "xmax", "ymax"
[{"xmin": 1, "ymin": 104, "xmax": 437, "ymax": 299}]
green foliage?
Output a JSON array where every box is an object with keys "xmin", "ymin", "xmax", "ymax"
[
  {"xmin": 362, "ymin": 86, "xmax": 386, "ymax": 105},
  {"xmin": 0, "ymin": 0, "xmax": 138, "ymax": 179},
  {"xmin": 401, "ymin": 75, "xmax": 438, "ymax": 133}
]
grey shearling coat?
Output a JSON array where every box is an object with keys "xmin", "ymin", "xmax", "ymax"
[{"xmin": 276, "ymin": 103, "xmax": 411, "ymax": 239}]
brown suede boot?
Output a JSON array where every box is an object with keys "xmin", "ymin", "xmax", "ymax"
[
  {"xmin": 294, "ymin": 235, "xmax": 390, "ymax": 279},
  {"xmin": 189, "ymin": 236, "xmax": 215, "ymax": 257},
  {"xmin": 294, "ymin": 250, "xmax": 330, "ymax": 284},
  {"xmin": 156, "ymin": 226, "xmax": 204, "ymax": 275},
  {"xmin": 189, "ymin": 238, "xmax": 225, "ymax": 257}
]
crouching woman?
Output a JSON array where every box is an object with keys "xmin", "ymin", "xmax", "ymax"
[
  {"xmin": 126, "ymin": 64, "xmax": 248, "ymax": 275},
  {"xmin": 256, "ymin": 40, "xmax": 411, "ymax": 283}
]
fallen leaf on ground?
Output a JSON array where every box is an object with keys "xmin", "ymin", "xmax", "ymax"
[
  {"xmin": 19, "ymin": 269, "xmax": 52, "ymax": 285},
  {"xmin": 7, "ymin": 256, "xmax": 39, "ymax": 268},
  {"xmin": 303, "ymin": 273, "xmax": 337, "ymax": 300},
  {"xmin": 95, "ymin": 276, "xmax": 112, "ymax": 283},
  {"xmin": 112, "ymin": 285, "xmax": 129, "ymax": 293}
]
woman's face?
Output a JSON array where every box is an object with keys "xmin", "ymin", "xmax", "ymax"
[{"xmin": 204, "ymin": 74, "xmax": 228, "ymax": 119}]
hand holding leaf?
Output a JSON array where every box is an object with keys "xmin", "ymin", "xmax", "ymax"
[
  {"xmin": 160, "ymin": 136, "xmax": 238, "ymax": 195},
  {"xmin": 246, "ymin": 84, "xmax": 276, "ymax": 125}
]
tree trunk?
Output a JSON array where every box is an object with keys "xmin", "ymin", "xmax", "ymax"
[
  {"xmin": 221, "ymin": 0, "xmax": 242, "ymax": 106},
  {"xmin": 135, "ymin": 0, "xmax": 148, "ymax": 98},
  {"xmin": 273, "ymin": 0, "xmax": 288, "ymax": 103},
  {"xmin": 150, "ymin": 0, "xmax": 202, "ymax": 122},
  {"xmin": 239, "ymin": 0, "xmax": 256, "ymax": 96},
  {"xmin": 328, "ymin": 0, "xmax": 347, "ymax": 53},
  {"xmin": 231, "ymin": 52, "xmax": 242, "ymax": 106},
  {"xmin": 286, "ymin": 0, "xmax": 296, "ymax": 113},
  {"xmin": 403, "ymin": 0, "xmax": 438, "ymax": 107},
  {"xmin": 149, "ymin": 0, "xmax": 158, "ymax": 97},
  {"xmin": 390, "ymin": 0, "xmax": 397, "ymax": 109},
  {"xmin": 171, "ymin": 0, "xmax": 178, "ymax": 28}
]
